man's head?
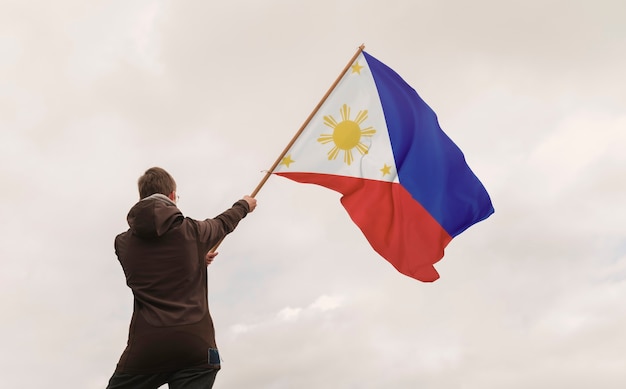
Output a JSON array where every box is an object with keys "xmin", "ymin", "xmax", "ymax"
[{"xmin": 138, "ymin": 167, "xmax": 177, "ymax": 201}]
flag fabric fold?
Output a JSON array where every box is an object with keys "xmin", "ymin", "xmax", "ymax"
[{"xmin": 273, "ymin": 50, "xmax": 494, "ymax": 282}]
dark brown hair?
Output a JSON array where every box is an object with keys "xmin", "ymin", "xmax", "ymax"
[{"xmin": 137, "ymin": 167, "xmax": 176, "ymax": 199}]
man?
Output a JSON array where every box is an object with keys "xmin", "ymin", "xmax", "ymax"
[{"xmin": 106, "ymin": 167, "xmax": 257, "ymax": 389}]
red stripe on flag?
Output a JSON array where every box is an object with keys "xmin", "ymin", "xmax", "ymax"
[{"xmin": 276, "ymin": 172, "xmax": 452, "ymax": 282}]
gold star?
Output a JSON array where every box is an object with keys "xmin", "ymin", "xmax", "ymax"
[
  {"xmin": 351, "ymin": 61, "xmax": 364, "ymax": 74},
  {"xmin": 380, "ymin": 164, "xmax": 392, "ymax": 177},
  {"xmin": 280, "ymin": 154, "xmax": 295, "ymax": 168}
]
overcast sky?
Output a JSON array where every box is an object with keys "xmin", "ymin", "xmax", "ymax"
[{"xmin": 1, "ymin": 0, "xmax": 625, "ymax": 388}]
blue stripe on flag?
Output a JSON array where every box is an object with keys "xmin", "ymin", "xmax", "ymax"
[{"xmin": 363, "ymin": 51, "xmax": 494, "ymax": 237}]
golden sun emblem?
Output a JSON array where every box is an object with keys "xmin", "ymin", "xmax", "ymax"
[{"xmin": 317, "ymin": 104, "xmax": 376, "ymax": 165}]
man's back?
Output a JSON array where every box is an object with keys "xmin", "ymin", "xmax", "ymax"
[
  {"xmin": 115, "ymin": 194, "xmax": 208, "ymax": 327},
  {"xmin": 106, "ymin": 167, "xmax": 256, "ymax": 388},
  {"xmin": 112, "ymin": 193, "xmax": 249, "ymax": 374}
]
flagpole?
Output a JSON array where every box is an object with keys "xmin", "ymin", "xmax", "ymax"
[{"xmin": 210, "ymin": 44, "xmax": 365, "ymax": 253}]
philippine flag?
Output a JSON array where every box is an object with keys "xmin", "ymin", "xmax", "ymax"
[{"xmin": 273, "ymin": 51, "xmax": 494, "ymax": 282}]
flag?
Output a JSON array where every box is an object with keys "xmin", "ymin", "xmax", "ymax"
[{"xmin": 272, "ymin": 50, "xmax": 494, "ymax": 282}]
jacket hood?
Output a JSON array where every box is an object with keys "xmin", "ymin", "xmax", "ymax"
[{"xmin": 127, "ymin": 194, "xmax": 183, "ymax": 238}]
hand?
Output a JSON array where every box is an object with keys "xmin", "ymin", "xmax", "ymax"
[
  {"xmin": 205, "ymin": 251, "xmax": 218, "ymax": 266},
  {"xmin": 243, "ymin": 195, "xmax": 257, "ymax": 212}
]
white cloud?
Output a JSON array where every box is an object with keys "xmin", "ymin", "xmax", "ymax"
[
  {"xmin": 309, "ymin": 294, "xmax": 343, "ymax": 311},
  {"xmin": 277, "ymin": 306, "xmax": 301, "ymax": 321},
  {"xmin": 228, "ymin": 294, "xmax": 345, "ymax": 336}
]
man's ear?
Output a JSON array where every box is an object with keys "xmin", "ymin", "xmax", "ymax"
[{"xmin": 168, "ymin": 191, "xmax": 177, "ymax": 202}]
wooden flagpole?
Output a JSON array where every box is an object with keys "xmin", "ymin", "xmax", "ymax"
[{"xmin": 210, "ymin": 44, "xmax": 365, "ymax": 253}]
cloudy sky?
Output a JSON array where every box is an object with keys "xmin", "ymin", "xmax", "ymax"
[{"xmin": 1, "ymin": 0, "xmax": 625, "ymax": 388}]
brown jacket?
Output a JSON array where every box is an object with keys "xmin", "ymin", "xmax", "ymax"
[{"xmin": 113, "ymin": 194, "xmax": 249, "ymax": 373}]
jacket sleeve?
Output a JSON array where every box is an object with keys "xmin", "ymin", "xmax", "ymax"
[{"xmin": 194, "ymin": 199, "xmax": 250, "ymax": 251}]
